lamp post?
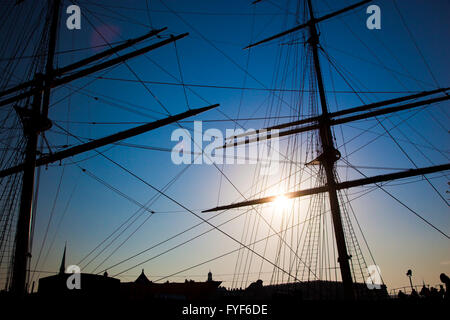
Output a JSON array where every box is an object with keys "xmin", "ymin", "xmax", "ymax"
[{"xmin": 406, "ymin": 269, "xmax": 413, "ymax": 292}]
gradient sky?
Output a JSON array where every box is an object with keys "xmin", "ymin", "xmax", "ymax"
[{"xmin": 0, "ymin": 0, "xmax": 449, "ymax": 292}]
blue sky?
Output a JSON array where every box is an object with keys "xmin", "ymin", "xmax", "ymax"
[{"xmin": 0, "ymin": 0, "xmax": 448, "ymax": 291}]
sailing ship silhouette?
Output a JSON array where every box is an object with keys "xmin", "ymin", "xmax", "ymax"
[{"xmin": 0, "ymin": 0, "xmax": 448, "ymax": 304}]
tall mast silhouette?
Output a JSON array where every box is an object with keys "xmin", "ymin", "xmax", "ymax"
[
  {"xmin": 11, "ymin": 0, "xmax": 62, "ymax": 295},
  {"xmin": 303, "ymin": 0, "xmax": 354, "ymax": 300},
  {"xmin": 2, "ymin": 1, "xmax": 217, "ymax": 295},
  {"xmin": 204, "ymin": 0, "xmax": 450, "ymax": 300}
]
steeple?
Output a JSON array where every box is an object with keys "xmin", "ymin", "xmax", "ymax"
[
  {"xmin": 135, "ymin": 269, "xmax": 151, "ymax": 285},
  {"xmin": 59, "ymin": 243, "xmax": 66, "ymax": 274}
]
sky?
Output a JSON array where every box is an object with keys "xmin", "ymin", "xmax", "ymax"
[{"xmin": 0, "ymin": 0, "xmax": 449, "ymax": 292}]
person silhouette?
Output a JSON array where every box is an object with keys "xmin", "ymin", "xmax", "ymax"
[
  {"xmin": 438, "ymin": 285, "xmax": 445, "ymax": 299},
  {"xmin": 420, "ymin": 284, "xmax": 430, "ymax": 298},
  {"xmin": 430, "ymin": 287, "xmax": 440, "ymax": 301},
  {"xmin": 440, "ymin": 273, "xmax": 450, "ymax": 289},
  {"xmin": 440, "ymin": 273, "xmax": 450, "ymax": 300},
  {"xmin": 410, "ymin": 288, "xmax": 419, "ymax": 300}
]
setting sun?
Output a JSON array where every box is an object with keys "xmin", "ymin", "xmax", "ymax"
[{"xmin": 273, "ymin": 195, "xmax": 290, "ymax": 210}]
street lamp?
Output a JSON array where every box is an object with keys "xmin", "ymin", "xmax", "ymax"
[{"xmin": 406, "ymin": 269, "xmax": 413, "ymax": 291}]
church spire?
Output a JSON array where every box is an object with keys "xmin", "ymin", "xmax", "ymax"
[{"xmin": 59, "ymin": 243, "xmax": 66, "ymax": 274}]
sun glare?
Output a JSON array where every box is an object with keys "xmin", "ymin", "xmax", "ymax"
[{"xmin": 273, "ymin": 195, "xmax": 289, "ymax": 210}]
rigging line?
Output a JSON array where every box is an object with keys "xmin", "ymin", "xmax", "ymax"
[
  {"xmin": 49, "ymin": 62, "xmax": 123, "ymax": 110},
  {"xmin": 81, "ymin": 6, "xmax": 152, "ymax": 29},
  {"xmin": 323, "ymin": 27, "xmax": 449, "ymax": 136},
  {"xmin": 101, "ymin": 207, "xmax": 243, "ymax": 275},
  {"xmin": 322, "ymin": 0, "xmax": 412, "ymax": 94},
  {"xmin": 0, "ymin": 174, "xmax": 18, "ymax": 246},
  {"xmin": 91, "ymin": 76, "xmax": 422, "ymax": 94},
  {"xmin": 96, "ymin": 152, "xmax": 302, "ymax": 282},
  {"xmin": 376, "ymin": 119, "xmax": 449, "ymax": 206},
  {"xmin": 321, "ymin": 50, "xmax": 432, "ymax": 159},
  {"xmin": 110, "ymin": 32, "xmax": 412, "ymax": 188},
  {"xmin": 321, "ymin": 43, "xmax": 434, "ymax": 88},
  {"xmin": 341, "ymin": 111, "xmax": 426, "ymax": 158},
  {"xmin": 47, "ymin": 126, "xmax": 118, "ymax": 166},
  {"xmin": 390, "ymin": 109, "xmax": 450, "ymax": 178},
  {"xmin": 30, "ymin": 165, "xmax": 66, "ymax": 283},
  {"xmin": 323, "ymin": 48, "xmax": 449, "ymax": 206},
  {"xmin": 342, "ymin": 120, "xmax": 450, "ymax": 156},
  {"xmin": 81, "ymin": 205, "xmax": 151, "ymax": 271},
  {"xmin": 199, "ymin": 143, "xmax": 320, "ymax": 280},
  {"xmin": 55, "ymin": 35, "xmax": 316, "ymax": 280},
  {"xmin": 76, "ymin": 198, "xmax": 149, "ymax": 267},
  {"xmin": 34, "ymin": 173, "xmax": 80, "ymax": 283},
  {"xmin": 76, "ymin": 168, "xmax": 180, "ymax": 268},
  {"xmin": 85, "ymin": 154, "xmax": 194, "ymax": 271},
  {"xmin": 392, "ymin": 0, "xmax": 440, "ymax": 88},
  {"xmin": 264, "ymin": 0, "xmax": 298, "ymax": 16},
  {"xmin": 0, "ymin": 40, "xmax": 129, "ymax": 62},
  {"xmin": 327, "ymin": 45, "xmax": 349, "ymax": 180},
  {"xmin": 150, "ymin": 181, "xmax": 380, "ymax": 284},
  {"xmin": 27, "ymin": 136, "xmax": 44, "ymax": 287},
  {"xmin": 111, "ymin": 204, "xmax": 257, "ymax": 278},
  {"xmin": 268, "ymin": 142, "xmax": 310, "ymax": 282},
  {"xmin": 145, "ymin": 0, "xmax": 154, "ymax": 29},
  {"xmin": 77, "ymin": 196, "xmax": 148, "ymax": 265},
  {"xmin": 148, "ymin": 73, "xmax": 323, "ymax": 280},
  {"xmin": 98, "ymin": 169, "xmax": 205, "ymax": 273},
  {"xmin": 325, "ymin": 45, "xmax": 351, "ymax": 283},
  {"xmin": 0, "ymin": 143, "xmax": 24, "ymax": 238},
  {"xmin": 243, "ymin": 132, "xmax": 296, "ymax": 285},
  {"xmin": 101, "ymin": 157, "xmax": 318, "ymax": 276},
  {"xmin": 173, "ymin": 38, "xmax": 190, "ymax": 110},
  {"xmin": 341, "ymin": 187, "xmax": 384, "ymax": 285},
  {"xmin": 105, "ymin": 149, "xmax": 320, "ymax": 279},
  {"xmin": 426, "ymin": 110, "xmax": 448, "ymax": 133},
  {"xmin": 332, "ymin": 61, "xmax": 448, "ymax": 206},
  {"xmin": 51, "ymin": 115, "xmax": 314, "ymax": 124},
  {"xmin": 0, "ymin": 176, "xmax": 22, "ymax": 282},
  {"xmin": 65, "ymin": 31, "xmax": 75, "ymax": 148},
  {"xmin": 0, "ymin": 2, "xmax": 40, "ymax": 88},
  {"xmin": 135, "ymin": 148, "xmax": 314, "ymax": 280},
  {"xmin": 79, "ymin": 166, "xmax": 154, "ymax": 215},
  {"xmin": 74, "ymin": 1, "xmax": 173, "ymax": 116},
  {"xmin": 367, "ymin": 20, "xmax": 449, "ymax": 123},
  {"xmin": 218, "ymin": 4, "xmax": 256, "ymax": 211},
  {"xmin": 62, "ymin": 83, "xmax": 164, "ymax": 119},
  {"xmin": 94, "ymin": 74, "xmax": 322, "ymax": 191},
  {"xmin": 236, "ymin": 5, "xmax": 256, "ymax": 122},
  {"xmin": 76, "ymin": 163, "xmax": 189, "ymax": 266},
  {"xmin": 341, "ymin": 158, "xmax": 449, "ymax": 239},
  {"xmin": 158, "ymin": 0, "xmax": 296, "ymax": 113},
  {"xmin": 111, "ymin": 140, "xmax": 384, "ymax": 168},
  {"xmin": 91, "ymin": 212, "xmax": 153, "ymax": 274},
  {"xmin": 76, "ymin": 1, "xmax": 292, "ymax": 16}
]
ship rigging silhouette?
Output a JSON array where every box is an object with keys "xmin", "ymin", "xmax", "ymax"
[{"xmin": 0, "ymin": 0, "xmax": 448, "ymax": 301}]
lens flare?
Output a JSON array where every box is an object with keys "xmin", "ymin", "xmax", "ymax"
[{"xmin": 273, "ymin": 195, "xmax": 289, "ymax": 209}]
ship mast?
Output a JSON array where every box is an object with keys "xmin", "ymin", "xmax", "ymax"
[
  {"xmin": 304, "ymin": 0, "xmax": 354, "ymax": 300},
  {"xmin": 203, "ymin": 0, "xmax": 449, "ymax": 300},
  {"xmin": 11, "ymin": 0, "xmax": 61, "ymax": 296},
  {"xmin": 3, "ymin": 1, "xmax": 217, "ymax": 295}
]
